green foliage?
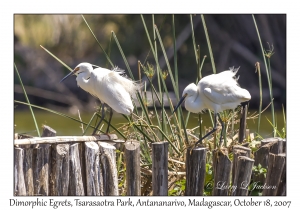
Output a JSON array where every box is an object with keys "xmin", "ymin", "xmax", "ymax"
[
  {"xmin": 204, "ymin": 163, "xmax": 213, "ymax": 195},
  {"xmin": 266, "ymin": 117, "xmax": 286, "ymax": 139},
  {"xmin": 252, "ymin": 164, "xmax": 267, "ymax": 178},
  {"xmin": 168, "ymin": 179, "xmax": 186, "ymax": 196},
  {"xmin": 249, "ymin": 164, "xmax": 268, "ymax": 196}
]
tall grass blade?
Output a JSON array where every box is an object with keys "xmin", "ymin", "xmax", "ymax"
[
  {"xmin": 105, "ymin": 32, "xmax": 113, "ymax": 69},
  {"xmin": 252, "ymin": 14, "xmax": 275, "ymax": 137},
  {"xmin": 201, "ymin": 15, "xmax": 216, "ymax": 74},
  {"xmin": 172, "ymin": 15, "xmax": 182, "ymax": 130},
  {"xmin": 82, "ymin": 112, "xmax": 98, "ymax": 135},
  {"xmin": 111, "ymin": 31, "xmax": 151, "ymax": 142},
  {"xmin": 184, "ymin": 16, "xmax": 198, "ymax": 129},
  {"xmin": 154, "ymin": 25, "xmax": 179, "ymax": 99},
  {"xmin": 201, "ymin": 15, "xmax": 216, "ymax": 129},
  {"xmin": 150, "ymin": 16, "xmax": 165, "ymax": 138},
  {"xmin": 40, "ymin": 45, "xmax": 73, "ymax": 72},
  {"xmin": 14, "ymin": 100, "xmax": 126, "ymax": 139},
  {"xmin": 282, "ymin": 104, "xmax": 286, "ymax": 138},
  {"xmin": 14, "ymin": 64, "xmax": 40, "ymax": 137},
  {"xmin": 255, "ymin": 62, "xmax": 262, "ymax": 138},
  {"xmin": 141, "ymin": 15, "xmax": 188, "ymax": 144},
  {"xmin": 190, "ymin": 15, "xmax": 198, "ymax": 66},
  {"xmin": 111, "ymin": 32, "xmax": 135, "ymax": 80},
  {"xmin": 172, "ymin": 15, "xmax": 179, "ymax": 98},
  {"xmin": 81, "ymin": 15, "xmax": 114, "ymax": 68}
]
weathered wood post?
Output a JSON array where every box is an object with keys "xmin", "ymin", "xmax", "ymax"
[
  {"xmin": 185, "ymin": 147, "xmax": 207, "ymax": 196},
  {"xmin": 261, "ymin": 138, "xmax": 283, "ymax": 154},
  {"xmin": 78, "ymin": 142, "xmax": 86, "ymax": 195},
  {"xmin": 253, "ymin": 145, "xmax": 270, "ymax": 185},
  {"xmin": 282, "ymin": 139, "xmax": 286, "ymax": 153},
  {"xmin": 99, "ymin": 142, "xmax": 118, "ymax": 196},
  {"xmin": 231, "ymin": 145, "xmax": 251, "ymax": 186},
  {"xmin": 39, "ymin": 125, "xmax": 55, "ymax": 196},
  {"xmin": 262, "ymin": 153, "xmax": 286, "ymax": 195},
  {"xmin": 42, "ymin": 125, "xmax": 56, "ymax": 137},
  {"xmin": 22, "ymin": 145, "xmax": 34, "ymax": 195},
  {"xmin": 14, "ymin": 147, "xmax": 26, "ymax": 195},
  {"xmin": 85, "ymin": 141, "xmax": 101, "ymax": 196},
  {"xmin": 69, "ymin": 143, "xmax": 84, "ymax": 195},
  {"xmin": 238, "ymin": 102, "xmax": 248, "ymax": 143},
  {"xmin": 124, "ymin": 140, "xmax": 141, "ymax": 195},
  {"xmin": 33, "ymin": 145, "xmax": 51, "ymax": 195},
  {"xmin": 253, "ymin": 138, "xmax": 283, "ymax": 185},
  {"xmin": 232, "ymin": 156, "xmax": 254, "ymax": 196},
  {"xmin": 212, "ymin": 149, "xmax": 232, "ymax": 195},
  {"xmin": 50, "ymin": 144, "xmax": 70, "ymax": 195},
  {"xmin": 277, "ymin": 156, "xmax": 286, "ymax": 196},
  {"xmin": 152, "ymin": 142, "xmax": 168, "ymax": 196}
]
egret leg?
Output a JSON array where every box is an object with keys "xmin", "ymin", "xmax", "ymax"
[
  {"xmin": 92, "ymin": 103, "xmax": 106, "ymax": 135},
  {"xmin": 105, "ymin": 107, "xmax": 113, "ymax": 134},
  {"xmin": 194, "ymin": 113, "xmax": 218, "ymax": 146},
  {"xmin": 217, "ymin": 113, "xmax": 225, "ymax": 146}
]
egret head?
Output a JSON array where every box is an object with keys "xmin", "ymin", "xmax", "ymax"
[
  {"xmin": 172, "ymin": 83, "xmax": 197, "ymax": 114},
  {"xmin": 60, "ymin": 62, "xmax": 93, "ymax": 83}
]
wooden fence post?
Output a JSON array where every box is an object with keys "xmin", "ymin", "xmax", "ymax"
[
  {"xmin": 212, "ymin": 149, "xmax": 232, "ymax": 195},
  {"xmin": 14, "ymin": 147, "xmax": 26, "ymax": 195},
  {"xmin": 69, "ymin": 143, "xmax": 84, "ymax": 195},
  {"xmin": 124, "ymin": 140, "xmax": 141, "ymax": 196},
  {"xmin": 185, "ymin": 147, "xmax": 207, "ymax": 196},
  {"xmin": 22, "ymin": 145, "xmax": 34, "ymax": 195},
  {"xmin": 232, "ymin": 145, "xmax": 251, "ymax": 186},
  {"xmin": 78, "ymin": 142, "xmax": 87, "ymax": 195},
  {"xmin": 253, "ymin": 147, "xmax": 269, "ymax": 184},
  {"xmin": 254, "ymin": 138, "xmax": 283, "ymax": 186},
  {"xmin": 282, "ymin": 139, "xmax": 286, "ymax": 153},
  {"xmin": 238, "ymin": 102, "xmax": 248, "ymax": 143},
  {"xmin": 152, "ymin": 142, "xmax": 168, "ymax": 196},
  {"xmin": 262, "ymin": 153, "xmax": 286, "ymax": 195},
  {"xmin": 50, "ymin": 144, "xmax": 70, "ymax": 196},
  {"xmin": 277, "ymin": 156, "xmax": 286, "ymax": 196},
  {"xmin": 33, "ymin": 144, "xmax": 51, "ymax": 196},
  {"xmin": 40, "ymin": 125, "xmax": 56, "ymax": 195},
  {"xmin": 232, "ymin": 156, "xmax": 254, "ymax": 196},
  {"xmin": 85, "ymin": 141, "xmax": 101, "ymax": 196},
  {"xmin": 99, "ymin": 142, "xmax": 118, "ymax": 196},
  {"xmin": 42, "ymin": 125, "xmax": 56, "ymax": 137},
  {"xmin": 261, "ymin": 138, "xmax": 283, "ymax": 154}
]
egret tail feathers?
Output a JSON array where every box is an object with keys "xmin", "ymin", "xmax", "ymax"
[
  {"xmin": 109, "ymin": 68, "xmax": 142, "ymax": 96},
  {"xmin": 229, "ymin": 66, "xmax": 240, "ymax": 75}
]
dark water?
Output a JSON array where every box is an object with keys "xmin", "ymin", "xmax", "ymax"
[{"xmin": 14, "ymin": 109, "xmax": 285, "ymax": 139}]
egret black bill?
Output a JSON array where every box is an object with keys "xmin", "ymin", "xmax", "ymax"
[
  {"xmin": 60, "ymin": 67, "xmax": 79, "ymax": 83},
  {"xmin": 172, "ymin": 93, "xmax": 188, "ymax": 114}
]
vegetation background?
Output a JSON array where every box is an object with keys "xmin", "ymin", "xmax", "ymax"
[{"xmin": 14, "ymin": 14, "xmax": 286, "ymax": 115}]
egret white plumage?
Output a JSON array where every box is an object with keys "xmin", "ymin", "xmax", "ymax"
[
  {"xmin": 173, "ymin": 66, "xmax": 251, "ymax": 146},
  {"xmin": 60, "ymin": 62, "xmax": 139, "ymax": 135}
]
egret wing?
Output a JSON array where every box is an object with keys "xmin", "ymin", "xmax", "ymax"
[
  {"xmin": 90, "ymin": 70, "xmax": 134, "ymax": 115},
  {"xmin": 203, "ymin": 83, "xmax": 250, "ymax": 105},
  {"xmin": 110, "ymin": 67, "xmax": 140, "ymax": 96}
]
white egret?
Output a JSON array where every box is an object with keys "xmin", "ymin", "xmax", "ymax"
[
  {"xmin": 173, "ymin": 66, "xmax": 251, "ymax": 146},
  {"xmin": 60, "ymin": 62, "xmax": 140, "ymax": 135}
]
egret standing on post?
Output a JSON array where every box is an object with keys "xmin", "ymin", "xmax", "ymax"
[
  {"xmin": 60, "ymin": 62, "xmax": 140, "ymax": 135},
  {"xmin": 173, "ymin": 66, "xmax": 251, "ymax": 146}
]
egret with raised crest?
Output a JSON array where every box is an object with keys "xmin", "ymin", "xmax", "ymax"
[
  {"xmin": 60, "ymin": 62, "xmax": 140, "ymax": 135},
  {"xmin": 173, "ymin": 66, "xmax": 251, "ymax": 146}
]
